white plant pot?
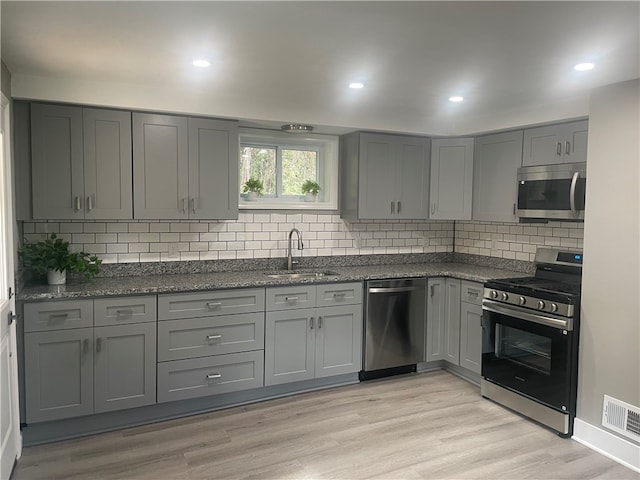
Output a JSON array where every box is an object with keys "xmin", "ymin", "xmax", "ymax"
[
  {"xmin": 47, "ymin": 269, "xmax": 67, "ymax": 285},
  {"xmin": 246, "ymin": 191, "xmax": 259, "ymax": 201},
  {"xmin": 305, "ymin": 192, "xmax": 318, "ymax": 202}
]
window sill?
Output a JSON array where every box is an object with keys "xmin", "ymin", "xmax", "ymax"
[{"xmin": 239, "ymin": 200, "xmax": 337, "ymax": 211}]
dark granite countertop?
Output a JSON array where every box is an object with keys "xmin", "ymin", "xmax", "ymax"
[{"xmin": 17, "ymin": 262, "xmax": 525, "ymax": 302}]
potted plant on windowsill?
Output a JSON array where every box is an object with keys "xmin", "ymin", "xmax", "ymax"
[
  {"xmin": 18, "ymin": 233, "xmax": 102, "ymax": 285},
  {"xmin": 301, "ymin": 180, "xmax": 321, "ymax": 202},
  {"xmin": 242, "ymin": 178, "xmax": 264, "ymax": 201}
]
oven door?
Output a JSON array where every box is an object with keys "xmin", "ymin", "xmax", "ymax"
[{"xmin": 481, "ymin": 300, "xmax": 575, "ymax": 412}]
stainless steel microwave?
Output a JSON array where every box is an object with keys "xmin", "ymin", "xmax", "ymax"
[{"xmin": 517, "ymin": 162, "xmax": 586, "ymax": 221}]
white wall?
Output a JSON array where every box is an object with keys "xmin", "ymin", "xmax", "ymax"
[{"xmin": 579, "ymin": 79, "xmax": 640, "ymax": 438}]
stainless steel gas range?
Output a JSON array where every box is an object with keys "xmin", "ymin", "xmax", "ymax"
[{"xmin": 481, "ymin": 247, "xmax": 582, "ymax": 437}]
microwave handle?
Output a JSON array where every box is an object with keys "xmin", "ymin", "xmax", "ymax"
[{"xmin": 570, "ymin": 171, "xmax": 580, "ymax": 217}]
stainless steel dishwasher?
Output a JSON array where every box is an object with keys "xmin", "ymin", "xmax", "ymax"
[{"xmin": 360, "ymin": 278, "xmax": 426, "ymax": 380}]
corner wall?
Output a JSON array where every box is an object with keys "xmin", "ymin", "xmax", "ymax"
[{"xmin": 577, "ymin": 79, "xmax": 640, "ymax": 461}]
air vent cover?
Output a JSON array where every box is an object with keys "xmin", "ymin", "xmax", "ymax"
[{"xmin": 602, "ymin": 395, "xmax": 640, "ymax": 442}]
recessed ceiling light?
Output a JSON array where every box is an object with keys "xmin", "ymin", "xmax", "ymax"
[
  {"xmin": 193, "ymin": 59, "xmax": 211, "ymax": 68},
  {"xmin": 349, "ymin": 82, "xmax": 365, "ymax": 89},
  {"xmin": 574, "ymin": 62, "xmax": 595, "ymax": 71},
  {"xmin": 449, "ymin": 96, "xmax": 464, "ymax": 103}
]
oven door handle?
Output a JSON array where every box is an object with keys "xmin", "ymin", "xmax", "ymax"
[{"xmin": 482, "ymin": 300, "xmax": 573, "ymax": 331}]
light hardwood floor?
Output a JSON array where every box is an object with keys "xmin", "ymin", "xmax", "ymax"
[{"xmin": 11, "ymin": 371, "xmax": 639, "ymax": 480}]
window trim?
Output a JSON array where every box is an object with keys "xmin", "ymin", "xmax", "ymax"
[{"xmin": 239, "ymin": 128, "xmax": 339, "ymax": 210}]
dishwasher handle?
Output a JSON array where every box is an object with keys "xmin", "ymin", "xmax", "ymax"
[{"xmin": 368, "ymin": 286, "xmax": 416, "ymax": 294}]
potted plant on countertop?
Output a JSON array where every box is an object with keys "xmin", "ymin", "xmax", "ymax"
[
  {"xmin": 18, "ymin": 233, "xmax": 102, "ymax": 285},
  {"xmin": 242, "ymin": 177, "xmax": 264, "ymax": 201},
  {"xmin": 301, "ymin": 179, "xmax": 321, "ymax": 202}
]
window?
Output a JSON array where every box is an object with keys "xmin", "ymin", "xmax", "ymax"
[{"xmin": 239, "ymin": 128, "xmax": 338, "ymax": 210}]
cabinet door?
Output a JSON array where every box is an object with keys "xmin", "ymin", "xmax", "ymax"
[
  {"xmin": 396, "ymin": 138, "xmax": 430, "ymax": 219},
  {"xmin": 426, "ymin": 278, "xmax": 445, "ymax": 361},
  {"xmin": 459, "ymin": 302, "xmax": 483, "ymax": 374},
  {"xmin": 133, "ymin": 113, "xmax": 189, "ymax": 219},
  {"xmin": 443, "ymin": 279, "xmax": 461, "ymax": 365},
  {"xmin": 24, "ymin": 328, "xmax": 94, "ymax": 423},
  {"xmin": 315, "ymin": 304, "xmax": 362, "ymax": 378},
  {"xmin": 562, "ymin": 120, "xmax": 589, "ymax": 163},
  {"xmin": 94, "ymin": 323, "xmax": 157, "ymax": 413},
  {"xmin": 31, "ymin": 103, "xmax": 84, "ymax": 219},
  {"xmin": 265, "ymin": 309, "xmax": 315, "ymax": 385},
  {"xmin": 358, "ymin": 134, "xmax": 395, "ymax": 219},
  {"xmin": 472, "ymin": 130, "xmax": 523, "ymax": 222},
  {"xmin": 83, "ymin": 108, "xmax": 133, "ymax": 219},
  {"xmin": 188, "ymin": 117, "xmax": 239, "ymax": 220},
  {"xmin": 430, "ymin": 138, "xmax": 474, "ymax": 220}
]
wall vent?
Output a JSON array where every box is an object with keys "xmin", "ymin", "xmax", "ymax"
[{"xmin": 602, "ymin": 395, "xmax": 640, "ymax": 442}]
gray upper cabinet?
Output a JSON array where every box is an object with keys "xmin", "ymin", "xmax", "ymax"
[
  {"xmin": 340, "ymin": 132, "xmax": 430, "ymax": 220},
  {"xmin": 522, "ymin": 120, "xmax": 588, "ymax": 166},
  {"xmin": 472, "ymin": 130, "xmax": 523, "ymax": 222},
  {"xmin": 31, "ymin": 103, "xmax": 132, "ymax": 220},
  {"xmin": 188, "ymin": 117, "xmax": 239, "ymax": 220},
  {"xmin": 430, "ymin": 138, "xmax": 474, "ymax": 220},
  {"xmin": 133, "ymin": 113, "xmax": 239, "ymax": 220}
]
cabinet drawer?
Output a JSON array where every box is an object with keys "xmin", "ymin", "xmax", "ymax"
[
  {"xmin": 158, "ymin": 288, "xmax": 265, "ymax": 320},
  {"xmin": 266, "ymin": 285, "xmax": 316, "ymax": 311},
  {"xmin": 24, "ymin": 300, "xmax": 93, "ymax": 332},
  {"xmin": 157, "ymin": 350, "xmax": 264, "ymax": 403},
  {"xmin": 158, "ymin": 312, "xmax": 265, "ymax": 361},
  {"xmin": 316, "ymin": 283, "xmax": 363, "ymax": 307},
  {"xmin": 461, "ymin": 280, "xmax": 483, "ymax": 306},
  {"xmin": 94, "ymin": 296, "xmax": 157, "ymax": 326}
]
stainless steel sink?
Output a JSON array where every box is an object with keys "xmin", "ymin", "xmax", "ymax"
[{"xmin": 265, "ymin": 271, "xmax": 339, "ymax": 279}]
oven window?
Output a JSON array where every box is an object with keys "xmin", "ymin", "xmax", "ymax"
[{"xmin": 496, "ymin": 325, "xmax": 552, "ymax": 375}]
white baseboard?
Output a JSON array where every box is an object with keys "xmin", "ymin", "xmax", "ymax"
[{"xmin": 572, "ymin": 417, "xmax": 640, "ymax": 473}]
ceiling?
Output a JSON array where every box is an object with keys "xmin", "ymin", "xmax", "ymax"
[{"xmin": 2, "ymin": 1, "xmax": 639, "ymax": 136}]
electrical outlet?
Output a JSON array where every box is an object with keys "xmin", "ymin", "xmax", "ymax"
[{"xmin": 168, "ymin": 243, "xmax": 179, "ymax": 258}]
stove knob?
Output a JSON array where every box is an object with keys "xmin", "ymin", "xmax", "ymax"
[
  {"xmin": 519, "ymin": 296, "xmax": 526, "ymax": 306},
  {"xmin": 490, "ymin": 290, "xmax": 498, "ymax": 299},
  {"xmin": 501, "ymin": 292, "xmax": 509, "ymax": 301},
  {"xmin": 550, "ymin": 303, "xmax": 558, "ymax": 313},
  {"xmin": 537, "ymin": 300, "xmax": 546, "ymax": 310}
]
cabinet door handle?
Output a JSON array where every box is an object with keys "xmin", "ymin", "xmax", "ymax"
[
  {"xmin": 74, "ymin": 196, "xmax": 82, "ymax": 212},
  {"xmin": 206, "ymin": 373, "xmax": 222, "ymax": 380},
  {"xmin": 430, "ymin": 285, "xmax": 435, "ymax": 297},
  {"xmin": 318, "ymin": 316, "xmax": 323, "ymax": 329},
  {"xmin": 191, "ymin": 197, "xmax": 198, "ymax": 214},
  {"xmin": 556, "ymin": 142, "xmax": 562, "ymax": 156},
  {"xmin": 181, "ymin": 197, "xmax": 187, "ymax": 214},
  {"xmin": 87, "ymin": 194, "xmax": 95, "ymax": 212},
  {"xmin": 206, "ymin": 334, "xmax": 222, "ymax": 341},
  {"xmin": 565, "ymin": 141, "xmax": 571, "ymax": 155},
  {"xmin": 431, "ymin": 203, "xmax": 436, "ymax": 215},
  {"xmin": 83, "ymin": 338, "xmax": 90, "ymax": 355},
  {"xmin": 513, "ymin": 203, "xmax": 516, "ymax": 216},
  {"xmin": 390, "ymin": 201, "xmax": 395, "ymax": 214},
  {"xmin": 397, "ymin": 201, "xmax": 402, "ymax": 214},
  {"xmin": 96, "ymin": 337, "xmax": 103, "ymax": 353},
  {"xmin": 310, "ymin": 317, "xmax": 315, "ymax": 330},
  {"xmin": 206, "ymin": 302, "xmax": 222, "ymax": 310}
]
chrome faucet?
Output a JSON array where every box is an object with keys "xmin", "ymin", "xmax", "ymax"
[{"xmin": 287, "ymin": 228, "xmax": 304, "ymax": 270}]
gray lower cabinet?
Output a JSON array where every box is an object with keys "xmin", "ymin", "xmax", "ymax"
[
  {"xmin": 426, "ymin": 278, "xmax": 483, "ymax": 373},
  {"xmin": 156, "ymin": 288, "xmax": 266, "ymax": 403},
  {"xmin": 264, "ymin": 283, "xmax": 363, "ymax": 386},
  {"xmin": 23, "ymin": 297, "xmax": 157, "ymax": 423},
  {"xmin": 30, "ymin": 103, "xmax": 133, "ymax": 220},
  {"xmin": 94, "ymin": 322, "xmax": 157, "ymax": 413}
]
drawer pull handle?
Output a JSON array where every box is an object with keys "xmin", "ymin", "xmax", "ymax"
[
  {"xmin": 333, "ymin": 292, "xmax": 346, "ymax": 298},
  {"xmin": 468, "ymin": 290, "xmax": 479, "ymax": 297},
  {"xmin": 206, "ymin": 302, "xmax": 222, "ymax": 310},
  {"xmin": 116, "ymin": 309, "xmax": 133, "ymax": 317},
  {"xmin": 284, "ymin": 296, "xmax": 299, "ymax": 302},
  {"xmin": 206, "ymin": 334, "xmax": 222, "ymax": 341},
  {"xmin": 207, "ymin": 373, "xmax": 222, "ymax": 380},
  {"xmin": 49, "ymin": 313, "xmax": 69, "ymax": 320}
]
